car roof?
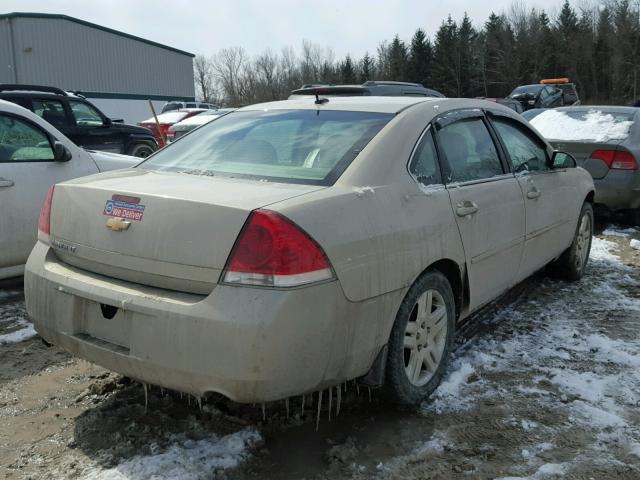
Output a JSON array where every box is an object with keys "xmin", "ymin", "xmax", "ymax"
[{"xmin": 238, "ymin": 96, "xmax": 443, "ymax": 114}]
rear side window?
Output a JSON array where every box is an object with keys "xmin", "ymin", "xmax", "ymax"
[
  {"xmin": 409, "ymin": 129, "xmax": 441, "ymax": 186},
  {"xmin": 141, "ymin": 110, "xmax": 392, "ymax": 185},
  {"xmin": 32, "ymin": 99, "xmax": 67, "ymax": 129},
  {"xmin": 0, "ymin": 114, "xmax": 54, "ymax": 162},
  {"xmin": 437, "ymin": 118, "xmax": 503, "ymax": 183},
  {"xmin": 492, "ymin": 118, "xmax": 549, "ymax": 172}
]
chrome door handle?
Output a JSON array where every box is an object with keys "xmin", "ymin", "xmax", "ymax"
[
  {"xmin": 0, "ymin": 177, "xmax": 14, "ymax": 188},
  {"xmin": 526, "ymin": 188, "xmax": 541, "ymax": 199},
  {"xmin": 456, "ymin": 201, "xmax": 479, "ymax": 217}
]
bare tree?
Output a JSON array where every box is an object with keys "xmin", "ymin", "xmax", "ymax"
[
  {"xmin": 193, "ymin": 55, "xmax": 216, "ymax": 103},
  {"xmin": 212, "ymin": 47, "xmax": 252, "ymax": 106}
]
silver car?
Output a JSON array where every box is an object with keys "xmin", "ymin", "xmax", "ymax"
[
  {"xmin": 0, "ymin": 100, "xmax": 138, "ymax": 280},
  {"xmin": 25, "ymin": 97, "xmax": 594, "ymax": 405},
  {"xmin": 528, "ymin": 106, "xmax": 640, "ymax": 223}
]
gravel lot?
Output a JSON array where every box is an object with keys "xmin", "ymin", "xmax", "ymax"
[{"xmin": 1, "ymin": 225, "xmax": 639, "ymax": 480}]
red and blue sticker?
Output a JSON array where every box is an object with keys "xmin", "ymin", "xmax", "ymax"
[{"xmin": 103, "ymin": 195, "xmax": 145, "ymax": 221}]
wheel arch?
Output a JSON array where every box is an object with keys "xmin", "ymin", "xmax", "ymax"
[
  {"xmin": 585, "ymin": 190, "xmax": 595, "ymax": 204},
  {"xmin": 428, "ymin": 258, "xmax": 466, "ymax": 321}
]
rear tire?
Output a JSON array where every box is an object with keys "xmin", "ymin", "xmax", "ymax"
[
  {"xmin": 127, "ymin": 142, "xmax": 155, "ymax": 158},
  {"xmin": 383, "ymin": 270, "xmax": 456, "ymax": 406},
  {"xmin": 549, "ymin": 202, "xmax": 593, "ymax": 281}
]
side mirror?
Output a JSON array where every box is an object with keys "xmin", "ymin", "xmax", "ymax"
[
  {"xmin": 53, "ymin": 141, "xmax": 72, "ymax": 162},
  {"xmin": 551, "ymin": 151, "xmax": 577, "ymax": 169},
  {"xmin": 103, "ymin": 117, "xmax": 113, "ymax": 127}
]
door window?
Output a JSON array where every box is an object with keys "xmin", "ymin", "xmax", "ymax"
[
  {"xmin": 68, "ymin": 100, "xmax": 104, "ymax": 127},
  {"xmin": 0, "ymin": 114, "xmax": 54, "ymax": 162},
  {"xmin": 438, "ymin": 117, "xmax": 503, "ymax": 183},
  {"xmin": 32, "ymin": 99, "xmax": 68, "ymax": 129},
  {"xmin": 492, "ymin": 118, "xmax": 549, "ymax": 173},
  {"xmin": 409, "ymin": 129, "xmax": 441, "ymax": 186}
]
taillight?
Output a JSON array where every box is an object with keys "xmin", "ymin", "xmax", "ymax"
[
  {"xmin": 591, "ymin": 150, "xmax": 638, "ymax": 170},
  {"xmin": 38, "ymin": 185, "xmax": 55, "ymax": 241},
  {"xmin": 222, "ymin": 209, "xmax": 334, "ymax": 287}
]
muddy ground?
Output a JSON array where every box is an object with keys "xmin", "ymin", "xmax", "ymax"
[{"xmin": 1, "ymin": 223, "xmax": 639, "ymax": 480}]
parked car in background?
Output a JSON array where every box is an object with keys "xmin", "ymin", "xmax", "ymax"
[
  {"xmin": 477, "ymin": 97, "xmax": 524, "ymax": 113},
  {"xmin": 25, "ymin": 97, "xmax": 594, "ymax": 407},
  {"xmin": 508, "ymin": 84, "xmax": 564, "ymax": 111},
  {"xmin": 0, "ymin": 99, "xmax": 138, "ymax": 280},
  {"xmin": 529, "ymin": 106, "xmax": 640, "ymax": 223},
  {"xmin": 541, "ymin": 78, "xmax": 580, "ymax": 106},
  {"xmin": 167, "ymin": 108, "xmax": 236, "ymax": 143},
  {"xmin": 521, "ymin": 108, "xmax": 546, "ymax": 122},
  {"xmin": 290, "ymin": 80, "xmax": 445, "ymax": 98},
  {"xmin": 161, "ymin": 101, "xmax": 218, "ymax": 113},
  {"xmin": 138, "ymin": 109, "xmax": 205, "ymax": 147},
  {"xmin": 0, "ymin": 84, "xmax": 158, "ymax": 158}
]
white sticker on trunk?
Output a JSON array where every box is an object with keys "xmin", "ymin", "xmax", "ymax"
[{"xmin": 103, "ymin": 200, "xmax": 145, "ymax": 221}]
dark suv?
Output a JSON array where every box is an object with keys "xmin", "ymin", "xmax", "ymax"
[
  {"xmin": 507, "ymin": 84, "xmax": 564, "ymax": 111},
  {"xmin": 290, "ymin": 81, "xmax": 445, "ymax": 98},
  {"xmin": 0, "ymin": 84, "xmax": 158, "ymax": 157}
]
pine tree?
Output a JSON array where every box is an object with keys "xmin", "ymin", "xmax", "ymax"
[
  {"xmin": 389, "ymin": 35, "xmax": 408, "ymax": 81},
  {"xmin": 407, "ymin": 29, "xmax": 433, "ymax": 86},
  {"xmin": 360, "ymin": 53, "xmax": 375, "ymax": 82},
  {"xmin": 340, "ymin": 55, "xmax": 357, "ymax": 84}
]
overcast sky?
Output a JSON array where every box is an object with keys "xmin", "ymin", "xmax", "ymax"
[{"xmin": 4, "ymin": 0, "xmax": 566, "ymax": 59}]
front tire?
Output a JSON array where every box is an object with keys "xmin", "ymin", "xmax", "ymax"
[
  {"xmin": 551, "ymin": 202, "xmax": 594, "ymax": 281},
  {"xmin": 383, "ymin": 270, "xmax": 456, "ymax": 405},
  {"xmin": 127, "ymin": 142, "xmax": 155, "ymax": 158}
]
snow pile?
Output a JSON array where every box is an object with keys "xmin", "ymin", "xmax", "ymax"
[
  {"xmin": 0, "ymin": 320, "xmax": 36, "ymax": 345},
  {"xmin": 531, "ymin": 109, "xmax": 634, "ymax": 142},
  {"xmin": 631, "ymin": 239, "xmax": 640, "ymax": 250},
  {"xmin": 602, "ymin": 226, "xmax": 638, "ymax": 237},
  {"xmin": 81, "ymin": 428, "xmax": 261, "ymax": 480}
]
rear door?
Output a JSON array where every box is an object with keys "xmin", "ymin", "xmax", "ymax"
[
  {"xmin": 488, "ymin": 113, "xmax": 577, "ymax": 279},
  {"xmin": 0, "ymin": 112, "xmax": 97, "ymax": 272},
  {"xmin": 434, "ymin": 110, "xmax": 526, "ymax": 310}
]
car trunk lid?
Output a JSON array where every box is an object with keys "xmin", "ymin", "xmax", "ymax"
[
  {"xmin": 49, "ymin": 169, "xmax": 324, "ymax": 294},
  {"xmin": 548, "ymin": 139, "xmax": 626, "ymax": 179}
]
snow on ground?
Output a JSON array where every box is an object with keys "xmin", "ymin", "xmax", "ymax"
[
  {"xmin": 530, "ymin": 109, "xmax": 634, "ymax": 142},
  {"xmin": 0, "ymin": 289, "xmax": 35, "ymax": 345},
  {"xmin": 80, "ymin": 429, "xmax": 261, "ymax": 480},
  {"xmin": 602, "ymin": 225, "xmax": 638, "ymax": 237},
  {"xmin": 412, "ymin": 236, "xmax": 640, "ymax": 477}
]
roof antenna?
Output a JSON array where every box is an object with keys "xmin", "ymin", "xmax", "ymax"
[{"xmin": 314, "ymin": 92, "xmax": 329, "ymax": 105}]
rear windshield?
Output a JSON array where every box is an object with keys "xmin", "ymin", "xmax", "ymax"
[
  {"xmin": 511, "ymin": 85, "xmax": 542, "ymax": 96},
  {"xmin": 530, "ymin": 109, "xmax": 635, "ymax": 142},
  {"xmin": 139, "ymin": 110, "xmax": 392, "ymax": 185}
]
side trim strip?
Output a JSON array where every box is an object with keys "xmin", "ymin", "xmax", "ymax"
[{"xmin": 471, "ymin": 236, "xmax": 524, "ymax": 264}]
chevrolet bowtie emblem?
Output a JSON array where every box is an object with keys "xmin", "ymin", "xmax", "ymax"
[{"xmin": 106, "ymin": 217, "xmax": 131, "ymax": 232}]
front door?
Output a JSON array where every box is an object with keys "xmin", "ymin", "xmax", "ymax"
[
  {"xmin": 67, "ymin": 99, "xmax": 124, "ymax": 153},
  {"xmin": 0, "ymin": 113, "xmax": 96, "ymax": 274},
  {"xmin": 435, "ymin": 112, "xmax": 526, "ymax": 310},
  {"xmin": 488, "ymin": 114, "xmax": 576, "ymax": 279}
]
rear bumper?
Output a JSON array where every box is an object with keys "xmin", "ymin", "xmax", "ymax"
[
  {"xmin": 594, "ymin": 171, "xmax": 640, "ymax": 211},
  {"xmin": 25, "ymin": 242, "xmax": 400, "ymax": 402}
]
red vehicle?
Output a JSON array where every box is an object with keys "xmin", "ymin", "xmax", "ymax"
[{"xmin": 138, "ymin": 109, "xmax": 205, "ymax": 147}]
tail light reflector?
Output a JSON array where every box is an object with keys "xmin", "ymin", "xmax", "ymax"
[
  {"xmin": 38, "ymin": 185, "xmax": 55, "ymax": 241},
  {"xmin": 222, "ymin": 209, "xmax": 334, "ymax": 287},
  {"xmin": 591, "ymin": 150, "xmax": 638, "ymax": 170}
]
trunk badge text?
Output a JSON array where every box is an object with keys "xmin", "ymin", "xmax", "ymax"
[{"xmin": 106, "ymin": 217, "xmax": 132, "ymax": 232}]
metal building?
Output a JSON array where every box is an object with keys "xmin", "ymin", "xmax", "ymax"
[{"xmin": 0, "ymin": 12, "xmax": 195, "ymax": 122}]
